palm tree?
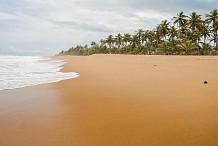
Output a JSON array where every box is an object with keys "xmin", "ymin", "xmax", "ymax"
[
  {"xmin": 106, "ymin": 35, "xmax": 114, "ymax": 48},
  {"xmin": 91, "ymin": 41, "xmax": 97, "ymax": 46},
  {"xmin": 173, "ymin": 12, "xmax": 188, "ymax": 38},
  {"xmin": 199, "ymin": 22, "xmax": 210, "ymax": 44},
  {"xmin": 100, "ymin": 39, "xmax": 106, "ymax": 46},
  {"xmin": 143, "ymin": 30, "xmax": 152, "ymax": 54},
  {"xmin": 154, "ymin": 26, "xmax": 161, "ymax": 45},
  {"xmin": 169, "ymin": 26, "xmax": 178, "ymax": 45},
  {"xmin": 187, "ymin": 12, "xmax": 203, "ymax": 53},
  {"xmin": 206, "ymin": 9, "xmax": 218, "ymax": 46},
  {"xmin": 123, "ymin": 33, "xmax": 132, "ymax": 53},
  {"xmin": 130, "ymin": 35, "xmax": 139, "ymax": 53},
  {"xmin": 141, "ymin": 31, "xmax": 148, "ymax": 45},
  {"xmin": 188, "ymin": 12, "xmax": 202, "ymax": 32},
  {"xmin": 201, "ymin": 43, "xmax": 213, "ymax": 54},
  {"xmin": 123, "ymin": 33, "xmax": 131, "ymax": 45},
  {"xmin": 136, "ymin": 29, "xmax": 144, "ymax": 51},
  {"xmin": 157, "ymin": 41, "xmax": 173, "ymax": 55},
  {"xmin": 90, "ymin": 41, "xmax": 99, "ymax": 54},
  {"xmin": 147, "ymin": 30, "xmax": 156, "ymax": 54},
  {"xmin": 115, "ymin": 33, "xmax": 123, "ymax": 49},
  {"xmin": 141, "ymin": 31, "xmax": 149, "ymax": 54},
  {"xmin": 99, "ymin": 39, "xmax": 107, "ymax": 53},
  {"xmin": 176, "ymin": 40, "xmax": 197, "ymax": 55},
  {"xmin": 159, "ymin": 20, "xmax": 170, "ymax": 40}
]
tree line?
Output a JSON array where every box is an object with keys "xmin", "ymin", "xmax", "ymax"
[{"xmin": 59, "ymin": 10, "xmax": 218, "ymax": 56}]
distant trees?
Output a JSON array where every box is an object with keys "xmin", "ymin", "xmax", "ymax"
[{"xmin": 58, "ymin": 9, "xmax": 218, "ymax": 56}]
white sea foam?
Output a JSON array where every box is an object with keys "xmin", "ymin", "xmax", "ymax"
[{"xmin": 0, "ymin": 56, "xmax": 79, "ymax": 91}]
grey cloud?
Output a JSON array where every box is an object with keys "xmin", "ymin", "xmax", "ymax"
[
  {"xmin": 50, "ymin": 20, "xmax": 117, "ymax": 33},
  {"xmin": 76, "ymin": 0, "xmax": 216, "ymax": 15}
]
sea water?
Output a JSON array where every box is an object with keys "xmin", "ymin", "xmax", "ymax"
[{"xmin": 0, "ymin": 56, "xmax": 79, "ymax": 91}]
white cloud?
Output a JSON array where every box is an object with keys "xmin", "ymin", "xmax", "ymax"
[
  {"xmin": 0, "ymin": 12, "xmax": 18, "ymax": 20},
  {"xmin": 135, "ymin": 10, "xmax": 173, "ymax": 21}
]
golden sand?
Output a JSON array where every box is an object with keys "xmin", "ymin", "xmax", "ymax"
[{"xmin": 0, "ymin": 55, "xmax": 218, "ymax": 145}]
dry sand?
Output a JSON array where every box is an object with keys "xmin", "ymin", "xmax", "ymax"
[{"xmin": 0, "ymin": 54, "xmax": 218, "ymax": 146}]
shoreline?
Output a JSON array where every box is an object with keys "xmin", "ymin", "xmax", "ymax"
[{"xmin": 1, "ymin": 54, "xmax": 218, "ymax": 145}]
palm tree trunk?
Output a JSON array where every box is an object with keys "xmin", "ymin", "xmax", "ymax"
[{"xmin": 215, "ymin": 32, "xmax": 218, "ymax": 47}]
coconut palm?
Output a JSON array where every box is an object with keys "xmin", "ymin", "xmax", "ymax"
[
  {"xmin": 173, "ymin": 12, "xmax": 188, "ymax": 38},
  {"xmin": 147, "ymin": 30, "xmax": 156, "ymax": 54},
  {"xmin": 123, "ymin": 33, "xmax": 131, "ymax": 45},
  {"xmin": 100, "ymin": 39, "xmax": 106, "ymax": 46},
  {"xmin": 115, "ymin": 33, "xmax": 123, "ymax": 49},
  {"xmin": 187, "ymin": 12, "xmax": 203, "ymax": 52},
  {"xmin": 135, "ymin": 29, "xmax": 144, "ymax": 51},
  {"xmin": 169, "ymin": 26, "xmax": 178, "ymax": 45},
  {"xmin": 199, "ymin": 22, "xmax": 210, "ymax": 44},
  {"xmin": 98, "ymin": 39, "xmax": 107, "ymax": 53},
  {"xmin": 91, "ymin": 41, "xmax": 97, "ymax": 46},
  {"xmin": 176, "ymin": 40, "xmax": 197, "ymax": 54},
  {"xmin": 206, "ymin": 9, "xmax": 218, "ymax": 46},
  {"xmin": 201, "ymin": 43, "xmax": 213, "ymax": 54},
  {"xmin": 141, "ymin": 31, "xmax": 148, "ymax": 45},
  {"xmin": 159, "ymin": 20, "xmax": 170, "ymax": 40},
  {"xmin": 157, "ymin": 41, "xmax": 174, "ymax": 55},
  {"xmin": 106, "ymin": 35, "xmax": 114, "ymax": 48},
  {"xmin": 188, "ymin": 12, "xmax": 202, "ymax": 31},
  {"xmin": 142, "ymin": 30, "xmax": 152, "ymax": 54},
  {"xmin": 123, "ymin": 33, "xmax": 132, "ymax": 53},
  {"xmin": 130, "ymin": 35, "xmax": 138, "ymax": 52}
]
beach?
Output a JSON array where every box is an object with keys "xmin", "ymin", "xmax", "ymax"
[{"xmin": 0, "ymin": 54, "xmax": 218, "ymax": 145}]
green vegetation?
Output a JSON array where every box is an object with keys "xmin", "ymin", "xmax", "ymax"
[{"xmin": 59, "ymin": 10, "xmax": 218, "ymax": 56}]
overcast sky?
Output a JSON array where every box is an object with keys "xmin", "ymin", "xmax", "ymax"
[{"xmin": 0, "ymin": 0, "xmax": 217, "ymax": 56}]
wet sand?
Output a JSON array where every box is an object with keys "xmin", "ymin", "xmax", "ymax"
[{"xmin": 1, "ymin": 55, "xmax": 218, "ymax": 145}]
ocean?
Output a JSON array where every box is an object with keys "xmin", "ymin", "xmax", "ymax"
[{"xmin": 0, "ymin": 56, "xmax": 79, "ymax": 91}]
